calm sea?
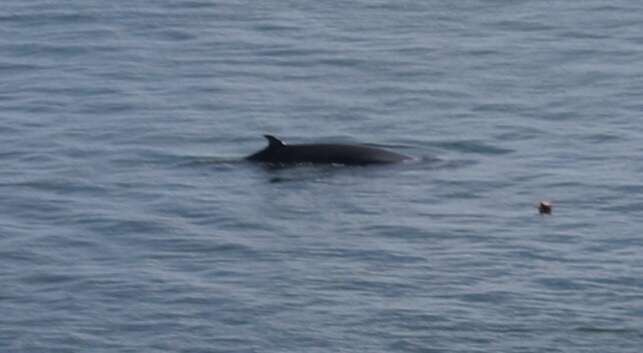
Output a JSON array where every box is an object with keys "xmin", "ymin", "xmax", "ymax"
[{"xmin": 1, "ymin": 1, "xmax": 643, "ymax": 352}]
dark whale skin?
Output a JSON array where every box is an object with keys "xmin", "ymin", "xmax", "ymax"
[{"xmin": 246, "ymin": 135, "xmax": 410, "ymax": 165}]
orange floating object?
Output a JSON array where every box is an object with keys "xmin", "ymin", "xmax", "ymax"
[{"xmin": 538, "ymin": 201, "xmax": 552, "ymax": 214}]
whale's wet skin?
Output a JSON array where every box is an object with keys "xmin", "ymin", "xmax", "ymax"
[{"xmin": 246, "ymin": 135, "xmax": 411, "ymax": 165}]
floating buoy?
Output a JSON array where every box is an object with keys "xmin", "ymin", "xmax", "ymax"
[{"xmin": 538, "ymin": 201, "xmax": 552, "ymax": 215}]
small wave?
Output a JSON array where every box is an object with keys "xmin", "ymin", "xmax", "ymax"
[
  {"xmin": 177, "ymin": 156, "xmax": 243, "ymax": 168},
  {"xmin": 574, "ymin": 326, "xmax": 643, "ymax": 337},
  {"xmin": 432, "ymin": 140, "xmax": 513, "ymax": 155}
]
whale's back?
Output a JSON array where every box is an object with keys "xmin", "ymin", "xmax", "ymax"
[
  {"xmin": 279, "ymin": 144, "xmax": 409, "ymax": 165},
  {"xmin": 246, "ymin": 136, "xmax": 410, "ymax": 165}
]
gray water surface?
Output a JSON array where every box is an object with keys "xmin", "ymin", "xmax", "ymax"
[{"xmin": 2, "ymin": 1, "xmax": 643, "ymax": 352}]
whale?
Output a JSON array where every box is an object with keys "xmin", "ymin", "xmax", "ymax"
[{"xmin": 246, "ymin": 135, "xmax": 411, "ymax": 165}]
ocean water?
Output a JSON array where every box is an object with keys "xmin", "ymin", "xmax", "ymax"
[{"xmin": 2, "ymin": 1, "xmax": 643, "ymax": 352}]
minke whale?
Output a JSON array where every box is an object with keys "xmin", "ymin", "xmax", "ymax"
[{"xmin": 246, "ymin": 135, "xmax": 411, "ymax": 165}]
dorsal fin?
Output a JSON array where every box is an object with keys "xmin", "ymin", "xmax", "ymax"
[{"xmin": 264, "ymin": 135, "xmax": 285, "ymax": 148}]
